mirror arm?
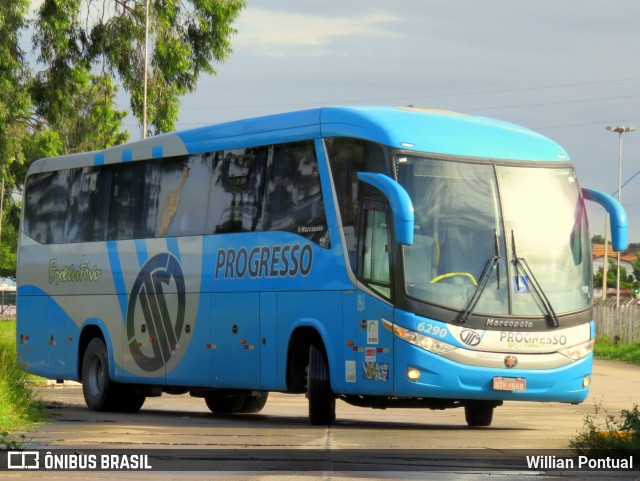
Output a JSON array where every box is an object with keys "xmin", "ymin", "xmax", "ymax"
[
  {"xmin": 582, "ymin": 187, "xmax": 628, "ymax": 251},
  {"xmin": 358, "ymin": 172, "xmax": 414, "ymax": 245}
]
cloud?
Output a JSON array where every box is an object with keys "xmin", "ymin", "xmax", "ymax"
[{"xmin": 235, "ymin": 7, "xmax": 399, "ymax": 57}]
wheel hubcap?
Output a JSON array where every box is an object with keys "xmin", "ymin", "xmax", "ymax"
[{"xmin": 88, "ymin": 355, "xmax": 104, "ymax": 396}]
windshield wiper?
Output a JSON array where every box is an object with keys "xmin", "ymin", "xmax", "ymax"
[
  {"xmin": 511, "ymin": 230, "xmax": 561, "ymax": 328},
  {"xmin": 456, "ymin": 229, "xmax": 501, "ymax": 324}
]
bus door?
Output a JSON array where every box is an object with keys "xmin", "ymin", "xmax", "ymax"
[
  {"xmin": 342, "ymin": 201, "xmax": 395, "ymax": 394},
  {"xmin": 210, "ymin": 292, "xmax": 261, "ymax": 389}
]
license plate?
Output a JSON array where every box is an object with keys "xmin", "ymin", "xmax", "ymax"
[{"xmin": 493, "ymin": 376, "xmax": 526, "ymax": 391}]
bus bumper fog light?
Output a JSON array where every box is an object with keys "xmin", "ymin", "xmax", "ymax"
[
  {"xmin": 582, "ymin": 376, "xmax": 591, "ymax": 388},
  {"xmin": 406, "ymin": 367, "xmax": 421, "ymax": 382}
]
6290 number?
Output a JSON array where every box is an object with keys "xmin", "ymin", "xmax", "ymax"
[{"xmin": 416, "ymin": 322, "xmax": 448, "ymax": 338}]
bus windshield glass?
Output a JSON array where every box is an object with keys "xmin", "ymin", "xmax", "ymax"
[{"xmin": 396, "ymin": 155, "xmax": 592, "ymax": 317}]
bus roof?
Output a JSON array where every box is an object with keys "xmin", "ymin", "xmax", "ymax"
[
  {"xmin": 319, "ymin": 107, "xmax": 569, "ymax": 162},
  {"xmin": 28, "ymin": 106, "xmax": 569, "ymax": 175}
]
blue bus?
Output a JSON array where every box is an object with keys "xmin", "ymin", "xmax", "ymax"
[{"xmin": 17, "ymin": 106, "xmax": 627, "ymax": 426}]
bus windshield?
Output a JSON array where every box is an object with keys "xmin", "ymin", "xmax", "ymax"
[{"xmin": 397, "ymin": 155, "xmax": 592, "ymax": 317}]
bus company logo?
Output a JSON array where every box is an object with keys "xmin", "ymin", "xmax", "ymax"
[
  {"xmin": 127, "ymin": 253, "xmax": 186, "ymax": 372},
  {"xmin": 214, "ymin": 243, "xmax": 313, "ymax": 280},
  {"xmin": 504, "ymin": 355, "xmax": 518, "ymax": 368},
  {"xmin": 459, "ymin": 329, "xmax": 482, "ymax": 347}
]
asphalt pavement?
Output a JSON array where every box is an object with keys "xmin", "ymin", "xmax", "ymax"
[{"xmin": 1, "ymin": 359, "xmax": 638, "ymax": 481}]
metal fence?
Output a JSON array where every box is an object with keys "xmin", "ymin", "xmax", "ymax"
[
  {"xmin": 593, "ymin": 298, "xmax": 640, "ymax": 343},
  {"xmin": 0, "ymin": 289, "xmax": 16, "ymax": 316}
]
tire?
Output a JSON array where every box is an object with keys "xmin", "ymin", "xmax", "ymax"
[
  {"xmin": 239, "ymin": 392, "xmax": 269, "ymax": 414},
  {"xmin": 205, "ymin": 394, "xmax": 247, "ymax": 414},
  {"xmin": 113, "ymin": 387, "xmax": 146, "ymax": 413},
  {"xmin": 464, "ymin": 401, "xmax": 494, "ymax": 427},
  {"xmin": 82, "ymin": 337, "xmax": 145, "ymax": 413},
  {"xmin": 307, "ymin": 342, "xmax": 336, "ymax": 425}
]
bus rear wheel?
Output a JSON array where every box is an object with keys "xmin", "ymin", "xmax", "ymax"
[
  {"xmin": 82, "ymin": 337, "xmax": 145, "ymax": 413},
  {"xmin": 307, "ymin": 342, "xmax": 336, "ymax": 425},
  {"xmin": 464, "ymin": 401, "xmax": 495, "ymax": 427}
]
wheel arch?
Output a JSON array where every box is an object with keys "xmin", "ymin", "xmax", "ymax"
[
  {"xmin": 285, "ymin": 320, "xmax": 336, "ymax": 393},
  {"xmin": 78, "ymin": 319, "xmax": 116, "ymax": 382}
]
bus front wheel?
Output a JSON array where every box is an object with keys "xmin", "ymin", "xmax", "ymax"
[
  {"xmin": 307, "ymin": 342, "xmax": 336, "ymax": 425},
  {"xmin": 464, "ymin": 401, "xmax": 495, "ymax": 427},
  {"xmin": 205, "ymin": 392, "xmax": 269, "ymax": 414},
  {"xmin": 205, "ymin": 394, "xmax": 246, "ymax": 414}
]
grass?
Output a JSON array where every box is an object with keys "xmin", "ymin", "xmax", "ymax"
[
  {"xmin": 0, "ymin": 319, "xmax": 47, "ymax": 447},
  {"xmin": 568, "ymin": 337, "xmax": 640, "ymax": 453},
  {"xmin": 594, "ymin": 336, "xmax": 640, "ymax": 365},
  {"xmin": 570, "ymin": 403, "xmax": 640, "ymax": 456}
]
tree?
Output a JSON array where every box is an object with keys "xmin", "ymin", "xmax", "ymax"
[
  {"xmin": 594, "ymin": 258, "xmax": 634, "ymax": 289},
  {"xmin": 35, "ymin": 0, "xmax": 246, "ymax": 136},
  {"xmin": 0, "ymin": 1, "xmax": 31, "ymax": 185},
  {"xmin": 591, "ymin": 234, "xmax": 606, "ymax": 244},
  {"xmin": 632, "ymin": 253, "xmax": 640, "ymax": 288},
  {"xmin": 0, "ymin": 0, "xmax": 246, "ymax": 278},
  {"xmin": 0, "ymin": 66, "xmax": 128, "ymax": 279},
  {"xmin": 0, "ymin": 1, "xmax": 31, "ymax": 278},
  {"xmin": 32, "ymin": 69, "xmax": 129, "ymax": 154}
]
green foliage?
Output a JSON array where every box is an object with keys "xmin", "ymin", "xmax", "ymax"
[
  {"xmin": 38, "ymin": 0, "xmax": 246, "ymax": 136},
  {"xmin": 632, "ymin": 253, "xmax": 640, "ymax": 288},
  {"xmin": 0, "ymin": 321, "xmax": 47, "ymax": 434},
  {"xmin": 570, "ymin": 403, "xmax": 640, "ymax": 456},
  {"xmin": 0, "ymin": 202, "xmax": 20, "ymax": 278},
  {"xmin": 32, "ymin": 69, "xmax": 129, "ymax": 154},
  {"xmin": 1, "ymin": 431, "xmax": 26, "ymax": 450},
  {"xmin": 593, "ymin": 258, "xmax": 634, "ymax": 289},
  {"xmin": 0, "ymin": 1, "xmax": 246, "ymax": 278},
  {"xmin": 0, "ymin": 1, "xmax": 32, "ymax": 177},
  {"xmin": 31, "ymin": 0, "xmax": 130, "ymax": 154},
  {"xmin": 594, "ymin": 337, "xmax": 640, "ymax": 365}
]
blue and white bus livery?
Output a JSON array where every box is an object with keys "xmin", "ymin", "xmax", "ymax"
[{"xmin": 17, "ymin": 106, "xmax": 627, "ymax": 426}]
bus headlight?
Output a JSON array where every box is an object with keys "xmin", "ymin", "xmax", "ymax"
[
  {"xmin": 391, "ymin": 324, "xmax": 457, "ymax": 354},
  {"xmin": 559, "ymin": 339, "xmax": 594, "ymax": 360}
]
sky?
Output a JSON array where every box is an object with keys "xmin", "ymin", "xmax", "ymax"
[{"xmin": 119, "ymin": 1, "xmax": 640, "ymax": 242}]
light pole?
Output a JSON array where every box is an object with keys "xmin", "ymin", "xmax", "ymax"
[
  {"xmin": 602, "ymin": 214, "xmax": 609, "ymax": 300},
  {"xmin": 143, "ymin": 0, "xmax": 150, "ymax": 139},
  {"xmin": 606, "ymin": 125, "xmax": 635, "ymax": 333}
]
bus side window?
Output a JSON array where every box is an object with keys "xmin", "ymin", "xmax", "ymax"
[
  {"xmin": 108, "ymin": 162, "xmax": 160, "ymax": 240},
  {"xmin": 210, "ymin": 147, "xmax": 267, "ymax": 234},
  {"xmin": 65, "ymin": 167, "xmax": 112, "ymax": 243},
  {"xmin": 24, "ymin": 171, "xmax": 70, "ymax": 245},
  {"xmin": 264, "ymin": 141, "xmax": 329, "ymax": 247},
  {"xmin": 359, "ymin": 203, "xmax": 392, "ymax": 299},
  {"xmin": 155, "ymin": 154, "xmax": 212, "ymax": 237}
]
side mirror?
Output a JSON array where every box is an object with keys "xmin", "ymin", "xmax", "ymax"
[
  {"xmin": 582, "ymin": 188, "xmax": 628, "ymax": 251},
  {"xmin": 357, "ymin": 172, "xmax": 414, "ymax": 245}
]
